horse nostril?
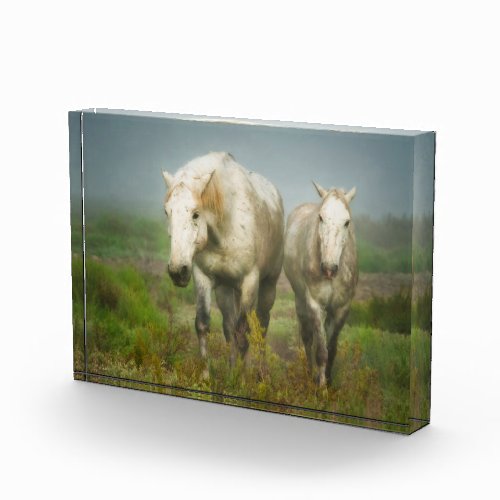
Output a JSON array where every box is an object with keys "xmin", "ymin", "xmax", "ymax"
[
  {"xmin": 181, "ymin": 265, "xmax": 188, "ymax": 276},
  {"xmin": 168, "ymin": 263, "xmax": 179, "ymax": 277},
  {"xmin": 321, "ymin": 262, "xmax": 338, "ymax": 277}
]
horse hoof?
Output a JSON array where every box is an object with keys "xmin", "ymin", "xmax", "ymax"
[{"xmin": 315, "ymin": 372, "xmax": 327, "ymax": 388}]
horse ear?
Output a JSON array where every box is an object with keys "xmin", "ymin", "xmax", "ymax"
[
  {"xmin": 162, "ymin": 171, "xmax": 174, "ymax": 188},
  {"xmin": 312, "ymin": 181, "xmax": 328, "ymax": 199},
  {"xmin": 344, "ymin": 187, "xmax": 356, "ymax": 203}
]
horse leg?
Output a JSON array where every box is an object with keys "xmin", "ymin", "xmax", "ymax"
[
  {"xmin": 215, "ymin": 285, "xmax": 237, "ymax": 343},
  {"xmin": 326, "ymin": 305, "xmax": 349, "ymax": 385},
  {"xmin": 305, "ymin": 292, "xmax": 328, "ymax": 387},
  {"xmin": 295, "ymin": 298, "xmax": 314, "ymax": 372},
  {"xmin": 193, "ymin": 265, "xmax": 212, "ymax": 380},
  {"xmin": 300, "ymin": 317, "xmax": 315, "ymax": 373},
  {"xmin": 256, "ymin": 275, "xmax": 279, "ymax": 336},
  {"xmin": 234, "ymin": 267, "xmax": 260, "ymax": 359}
]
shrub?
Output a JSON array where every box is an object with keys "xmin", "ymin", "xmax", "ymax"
[
  {"xmin": 348, "ymin": 286, "xmax": 432, "ymax": 334},
  {"xmin": 72, "ymin": 257, "xmax": 190, "ymax": 375},
  {"xmin": 348, "ymin": 289, "xmax": 411, "ymax": 334}
]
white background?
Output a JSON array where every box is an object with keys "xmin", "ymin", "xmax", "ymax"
[{"xmin": 1, "ymin": 1, "xmax": 499, "ymax": 498}]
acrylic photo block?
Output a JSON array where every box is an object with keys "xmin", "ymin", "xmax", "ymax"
[{"xmin": 69, "ymin": 110, "xmax": 434, "ymax": 434}]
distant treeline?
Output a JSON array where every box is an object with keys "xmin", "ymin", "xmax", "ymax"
[
  {"xmin": 71, "ymin": 210, "xmax": 433, "ymax": 274},
  {"xmin": 355, "ymin": 214, "xmax": 433, "ymax": 273},
  {"xmin": 355, "ymin": 214, "xmax": 433, "ymax": 250}
]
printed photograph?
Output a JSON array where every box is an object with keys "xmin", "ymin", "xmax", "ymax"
[{"xmin": 70, "ymin": 111, "xmax": 434, "ymax": 433}]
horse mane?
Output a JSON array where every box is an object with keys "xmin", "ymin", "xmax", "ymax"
[
  {"xmin": 200, "ymin": 169, "xmax": 224, "ymax": 223},
  {"xmin": 165, "ymin": 153, "xmax": 230, "ymax": 222}
]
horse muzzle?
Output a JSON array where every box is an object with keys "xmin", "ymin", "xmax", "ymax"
[
  {"xmin": 168, "ymin": 263, "xmax": 192, "ymax": 287},
  {"xmin": 320, "ymin": 262, "xmax": 339, "ymax": 280}
]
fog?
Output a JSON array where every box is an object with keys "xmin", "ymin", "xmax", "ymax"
[{"xmin": 69, "ymin": 112, "xmax": 434, "ymax": 219}]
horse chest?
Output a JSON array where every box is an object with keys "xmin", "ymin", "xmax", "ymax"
[
  {"xmin": 195, "ymin": 250, "xmax": 244, "ymax": 285},
  {"xmin": 310, "ymin": 279, "xmax": 347, "ymax": 310}
]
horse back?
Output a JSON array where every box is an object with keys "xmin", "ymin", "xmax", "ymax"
[{"xmin": 244, "ymin": 170, "xmax": 284, "ymax": 278}]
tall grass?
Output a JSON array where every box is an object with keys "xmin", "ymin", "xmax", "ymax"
[
  {"xmin": 71, "ymin": 211, "xmax": 432, "ymax": 427},
  {"xmin": 73, "ymin": 257, "xmax": 431, "ymax": 425},
  {"xmin": 410, "ymin": 328, "xmax": 432, "ymax": 421},
  {"xmin": 348, "ymin": 287, "xmax": 432, "ymax": 334},
  {"xmin": 73, "ymin": 257, "xmax": 194, "ymax": 375}
]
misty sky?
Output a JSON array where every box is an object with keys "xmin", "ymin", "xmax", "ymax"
[{"xmin": 70, "ymin": 112, "xmax": 434, "ymax": 218}]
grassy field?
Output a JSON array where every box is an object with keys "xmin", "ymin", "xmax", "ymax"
[
  {"xmin": 72, "ymin": 211, "xmax": 433, "ymax": 273},
  {"xmin": 72, "ymin": 212, "xmax": 432, "ymax": 430}
]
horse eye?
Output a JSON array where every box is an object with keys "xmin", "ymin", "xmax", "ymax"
[
  {"xmin": 344, "ymin": 220, "xmax": 350, "ymax": 228},
  {"xmin": 193, "ymin": 212, "xmax": 199, "ymax": 220},
  {"xmin": 318, "ymin": 214, "xmax": 323, "ymax": 222}
]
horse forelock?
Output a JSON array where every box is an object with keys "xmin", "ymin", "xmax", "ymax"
[
  {"xmin": 164, "ymin": 181, "xmax": 185, "ymax": 204},
  {"xmin": 324, "ymin": 188, "xmax": 352, "ymax": 215}
]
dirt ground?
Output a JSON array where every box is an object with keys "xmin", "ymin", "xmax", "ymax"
[
  {"xmin": 93, "ymin": 255, "xmax": 430, "ymax": 302},
  {"xmin": 276, "ymin": 271, "xmax": 417, "ymax": 301}
]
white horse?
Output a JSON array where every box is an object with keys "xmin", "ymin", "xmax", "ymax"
[
  {"xmin": 284, "ymin": 183, "xmax": 358, "ymax": 387},
  {"xmin": 162, "ymin": 152, "xmax": 284, "ymax": 376}
]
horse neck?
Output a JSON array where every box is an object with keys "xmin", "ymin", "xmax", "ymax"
[
  {"xmin": 204, "ymin": 184, "xmax": 233, "ymax": 248},
  {"xmin": 204, "ymin": 168, "xmax": 253, "ymax": 249},
  {"xmin": 306, "ymin": 205, "xmax": 322, "ymax": 270},
  {"xmin": 205, "ymin": 213, "xmax": 224, "ymax": 247},
  {"xmin": 345, "ymin": 225, "xmax": 357, "ymax": 262}
]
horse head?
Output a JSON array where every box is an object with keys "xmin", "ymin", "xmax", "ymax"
[
  {"xmin": 162, "ymin": 167, "xmax": 224, "ymax": 287},
  {"xmin": 162, "ymin": 171, "xmax": 213, "ymax": 286},
  {"xmin": 312, "ymin": 181, "xmax": 356, "ymax": 279}
]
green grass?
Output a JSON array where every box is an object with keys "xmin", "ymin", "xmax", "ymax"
[
  {"xmin": 411, "ymin": 328, "xmax": 432, "ymax": 421},
  {"xmin": 73, "ymin": 257, "xmax": 194, "ymax": 362},
  {"xmin": 348, "ymin": 288, "xmax": 432, "ymax": 334},
  {"xmin": 71, "ymin": 211, "xmax": 432, "ymax": 428},
  {"xmin": 357, "ymin": 238, "xmax": 411, "ymax": 273},
  {"xmin": 72, "ymin": 212, "xmax": 433, "ymax": 273},
  {"xmin": 72, "ymin": 213, "xmax": 169, "ymax": 261},
  {"xmin": 72, "ymin": 255, "xmax": 431, "ymax": 426},
  {"xmin": 355, "ymin": 214, "xmax": 433, "ymax": 273}
]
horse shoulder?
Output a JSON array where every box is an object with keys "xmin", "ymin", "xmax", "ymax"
[
  {"xmin": 227, "ymin": 168, "xmax": 280, "ymax": 258},
  {"xmin": 285, "ymin": 206, "xmax": 318, "ymax": 293},
  {"xmin": 341, "ymin": 231, "xmax": 359, "ymax": 290}
]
